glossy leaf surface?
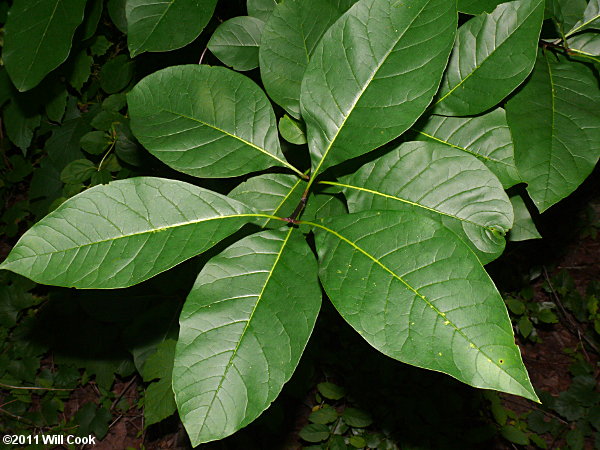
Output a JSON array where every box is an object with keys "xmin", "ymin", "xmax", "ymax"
[
  {"xmin": 128, "ymin": 65, "xmax": 297, "ymax": 178},
  {"xmin": 174, "ymin": 228, "xmax": 321, "ymax": 445},
  {"xmin": 313, "ymin": 210, "xmax": 537, "ymax": 401},
  {"xmin": 547, "ymin": 0, "xmax": 587, "ymax": 34},
  {"xmin": 458, "ymin": 0, "xmax": 505, "ymax": 14},
  {"xmin": 259, "ymin": 0, "xmax": 350, "ymax": 118},
  {"xmin": 126, "ymin": 0, "xmax": 217, "ymax": 56},
  {"xmin": 413, "ymin": 108, "xmax": 520, "ymax": 188},
  {"xmin": 566, "ymin": 0, "xmax": 600, "ymax": 36},
  {"xmin": 568, "ymin": 32, "xmax": 600, "ymax": 57},
  {"xmin": 505, "ymin": 53, "xmax": 600, "ymax": 212},
  {"xmin": 228, "ymin": 174, "xmax": 305, "ymax": 228},
  {"xmin": 434, "ymin": 0, "xmax": 544, "ymax": 116},
  {"xmin": 342, "ymin": 141, "xmax": 513, "ymax": 264},
  {"xmin": 0, "ymin": 177, "xmax": 258, "ymax": 288},
  {"xmin": 300, "ymin": 0, "xmax": 456, "ymax": 176},
  {"xmin": 208, "ymin": 16, "xmax": 265, "ymax": 71},
  {"xmin": 3, "ymin": 0, "xmax": 87, "ymax": 91}
]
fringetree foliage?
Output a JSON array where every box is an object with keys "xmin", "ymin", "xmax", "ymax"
[{"xmin": 1, "ymin": 0, "xmax": 600, "ymax": 445}]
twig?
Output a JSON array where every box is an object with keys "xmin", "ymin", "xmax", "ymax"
[
  {"xmin": 199, "ymin": 47, "xmax": 208, "ymax": 65},
  {"xmin": 0, "ymin": 382, "xmax": 73, "ymax": 391},
  {"xmin": 111, "ymin": 376, "xmax": 137, "ymax": 411},
  {"xmin": 502, "ymin": 397, "xmax": 568, "ymax": 425},
  {"xmin": 0, "ymin": 407, "xmax": 35, "ymax": 425},
  {"xmin": 542, "ymin": 266, "xmax": 600, "ymax": 355}
]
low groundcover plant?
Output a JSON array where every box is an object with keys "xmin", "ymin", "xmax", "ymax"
[{"xmin": 2, "ymin": 0, "xmax": 600, "ymax": 445}]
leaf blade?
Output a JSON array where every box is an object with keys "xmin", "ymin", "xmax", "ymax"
[
  {"xmin": 0, "ymin": 177, "xmax": 261, "ymax": 288},
  {"xmin": 173, "ymin": 228, "xmax": 321, "ymax": 445}
]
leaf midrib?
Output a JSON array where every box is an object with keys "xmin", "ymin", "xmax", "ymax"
[
  {"xmin": 321, "ymin": 180, "xmax": 501, "ymax": 233},
  {"xmin": 305, "ymin": 219, "xmax": 533, "ymax": 396},
  {"xmin": 132, "ymin": 0, "xmax": 176, "ymax": 53},
  {"xmin": 195, "ymin": 227, "xmax": 294, "ymax": 439}
]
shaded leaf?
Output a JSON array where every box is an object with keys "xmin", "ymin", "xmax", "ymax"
[
  {"xmin": 126, "ymin": 0, "xmax": 218, "ymax": 56},
  {"xmin": 546, "ymin": 0, "xmax": 587, "ymax": 34},
  {"xmin": 66, "ymin": 51, "xmax": 93, "ymax": 91},
  {"xmin": 342, "ymin": 408, "xmax": 372, "ymax": 428},
  {"xmin": 3, "ymin": 0, "xmax": 87, "ymax": 91},
  {"xmin": 568, "ymin": 32, "xmax": 600, "ymax": 57},
  {"xmin": 279, "ymin": 115, "xmax": 307, "ymax": 145},
  {"xmin": 505, "ymin": 53, "xmax": 600, "ymax": 212},
  {"xmin": 299, "ymin": 424, "xmax": 330, "ymax": 443},
  {"xmin": 509, "ymin": 195, "xmax": 541, "ymax": 241},
  {"xmin": 566, "ymin": 0, "xmax": 600, "ymax": 36},
  {"xmin": 208, "ymin": 16, "xmax": 265, "ymax": 71},
  {"xmin": 60, "ymin": 159, "xmax": 96, "ymax": 184},
  {"xmin": 107, "ymin": 0, "xmax": 128, "ymax": 33},
  {"xmin": 128, "ymin": 65, "xmax": 300, "ymax": 178},
  {"xmin": 413, "ymin": 108, "xmax": 520, "ymax": 189},
  {"xmin": 4, "ymin": 101, "xmax": 41, "ymax": 154},
  {"xmin": 173, "ymin": 229, "xmax": 321, "ymax": 445},
  {"xmin": 434, "ymin": 0, "xmax": 544, "ymax": 116},
  {"xmin": 312, "ymin": 210, "xmax": 537, "ymax": 401},
  {"xmin": 342, "ymin": 141, "xmax": 513, "ymax": 264},
  {"xmin": 317, "ymin": 382, "xmax": 346, "ymax": 400},
  {"xmin": 0, "ymin": 177, "xmax": 260, "ymax": 288},
  {"xmin": 80, "ymin": 131, "xmax": 111, "ymax": 155},
  {"xmin": 300, "ymin": 0, "xmax": 456, "ymax": 176},
  {"xmin": 100, "ymin": 54, "xmax": 134, "ymax": 94},
  {"xmin": 309, "ymin": 406, "xmax": 338, "ymax": 424}
]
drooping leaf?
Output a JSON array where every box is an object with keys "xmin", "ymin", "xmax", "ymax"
[
  {"xmin": 340, "ymin": 141, "xmax": 513, "ymax": 264},
  {"xmin": 505, "ymin": 53, "xmax": 600, "ymax": 212},
  {"xmin": 228, "ymin": 173, "xmax": 305, "ymax": 228},
  {"xmin": 458, "ymin": 0, "xmax": 505, "ymax": 14},
  {"xmin": 413, "ymin": 108, "xmax": 520, "ymax": 188},
  {"xmin": 509, "ymin": 195, "xmax": 541, "ymax": 241},
  {"xmin": 566, "ymin": 0, "xmax": 600, "ymax": 36},
  {"xmin": 3, "ymin": 0, "xmax": 87, "ymax": 91},
  {"xmin": 259, "ymin": 0, "xmax": 351, "ymax": 118},
  {"xmin": 434, "ymin": 0, "xmax": 544, "ymax": 116},
  {"xmin": 312, "ymin": 210, "xmax": 537, "ymax": 401},
  {"xmin": 80, "ymin": 0, "xmax": 104, "ymax": 41},
  {"xmin": 300, "ymin": 0, "xmax": 456, "ymax": 177},
  {"xmin": 247, "ymin": 0, "xmax": 277, "ymax": 22},
  {"xmin": 126, "ymin": 0, "xmax": 218, "ymax": 57},
  {"xmin": 173, "ymin": 228, "xmax": 321, "ymax": 445},
  {"xmin": 0, "ymin": 177, "xmax": 261, "ymax": 288},
  {"xmin": 208, "ymin": 16, "xmax": 265, "ymax": 71},
  {"xmin": 279, "ymin": 115, "xmax": 307, "ymax": 145},
  {"xmin": 128, "ymin": 65, "xmax": 301, "ymax": 178}
]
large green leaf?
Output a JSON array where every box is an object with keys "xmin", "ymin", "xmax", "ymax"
[
  {"xmin": 434, "ymin": 0, "xmax": 544, "ymax": 116},
  {"xmin": 126, "ymin": 0, "xmax": 217, "ymax": 57},
  {"xmin": 546, "ymin": 0, "xmax": 587, "ymax": 35},
  {"xmin": 259, "ymin": 0, "xmax": 351, "ymax": 119},
  {"xmin": 247, "ymin": 0, "xmax": 277, "ymax": 22},
  {"xmin": 300, "ymin": 0, "xmax": 456, "ymax": 178},
  {"xmin": 174, "ymin": 228, "xmax": 321, "ymax": 445},
  {"xmin": 311, "ymin": 210, "xmax": 537, "ymax": 401},
  {"xmin": 3, "ymin": 0, "xmax": 87, "ymax": 92},
  {"xmin": 568, "ymin": 32, "xmax": 600, "ymax": 57},
  {"xmin": 566, "ymin": 0, "xmax": 600, "ymax": 36},
  {"xmin": 337, "ymin": 141, "xmax": 513, "ymax": 264},
  {"xmin": 208, "ymin": 16, "xmax": 265, "ymax": 71},
  {"xmin": 413, "ymin": 108, "xmax": 521, "ymax": 188},
  {"xmin": 458, "ymin": 0, "xmax": 505, "ymax": 14},
  {"xmin": 505, "ymin": 53, "xmax": 600, "ymax": 212},
  {"xmin": 128, "ymin": 65, "xmax": 302, "ymax": 178},
  {"xmin": 228, "ymin": 174, "xmax": 305, "ymax": 228},
  {"xmin": 0, "ymin": 177, "xmax": 262, "ymax": 288}
]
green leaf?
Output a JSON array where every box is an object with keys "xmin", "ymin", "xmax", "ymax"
[
  {"xmin": 300, "ymin": 0, "xmax": 456, "ymax": 177},
  {"xmin": 342, "ymin": 408, "xmax": 372, "ymax": 428},
  {"xmin": 142, "ymin": 339, "xmax": 177, "ymax": 425},
  {"xmin": 3, "ymin": 0, "xmax": 87, "ymax": 91},
  {"xmin": 349, "ymin": 436, "xmax": 366, "ymax": 448},
  {"xmin": 501, "ymin": 425, "xmax": 530, "ymax": 445},
  {"xmin": 458, "ymin": 0, "xmax": 505, "ymax": 14},
  {"xmin": 309, "ymin": 406, "xmax": 338, "ymax": 424},
  {"xmin": 312, "ymin": 210, "xmax": 537, "ymax": 401},
  {"xmin": 228, "ymin": 174, "xmax": 306, "ymax": 228},
  {"xmin": 340, "ymin": 141, "xmax": 513, "ymax": 264},
  {"xmin": 128, "ymin": 65, "xmax": 301, "ymax": 178},
  {"xmin": 509, "ymin": 195, "xmax": 541, "ymax": 241},
  {"xmin": 80, "ymin": 131, "xmax": 111, "ymax": 155},
  {"xmin": 434, "ymin": 0, "xmax": 544, "ymax": 116},
  {"xmin": 80, "ymin": 0, "xmax": 104, "ymax": 41},
  {"xmin": 547, "ymin": 0, "xmax": 587, "ymax": 34},
  {"xmin": 518, "ymin": 315, "xmax": 533, "ymax": 337},
  {"xmin": 4, "ymin": 101, "xmax": 41, "ymax": 154},
  {"xmin": 0, "ymin": 284, "xmax": 37, "ymax": 328},
  {"xmin": 90, "ymin": 35, "xmax": 112, "ymax": 56},
  {"xmin": 45, "ymin": 85, "xmax": 68, "ymax": 123},
  {"xmin": 259, "ymin": 0, "xmax": 350, "ymax": 118},
  {"xmin": 0, "ymin": 177, "xmax": 260, "ymax": 289},
  {"xmin": 126, "ymin": 0, "xmax": 217, "ymax": 57},
  {"xmin": 299, "ymin": 424, "xmax": 330, "ymax": 443},
  {"xmin": 279, "ymin": 115, "xmax": 307, "ymax": 145},
  {"xmin": 108, "ymin": 0, "xmax": 128, "ymax": 33},
  {"xmin": 413, "ymin": 108, "xmax": 520, "ymax": 189},
  {"xmin": 142, "ymin": 339, "xmax": 176, "ymax": 381},
  {"xmin": 505, "ymin": 297, "xmax": 526, "ymax": 315},
  {"xmin": 317, "ymin": 382, "xmax": 346, "ymax": 400},
  {"xmin": 100, "ymin": 54, "xmax": 134, "ymax": 94},
  {"xmin": 247, "ymin": 0, "xmax": 277, "ymax": 22},
  {"xmin": 60, "ymin": 159, "xmax": 96, "ymax": 184},
  {"xmin": 566, "ymin": 0, "xmax": 600, "ymax": 36},
  {"xmin": 568, "ymin": 32, "xmax": 600, "ymax": 57},
  {"xmin": 208, "ymin": 16, "xmax": 265, "ymax": 71},
  {"xmin": 66, "ymin": 51, "xmax": 93, "ymax": 92},
  {"xmin": 505, "ymin": 53, "xmax": 600, "ymax": 212},
  {"xmin": 173, "ymin": 228, "xmax": 321, "ymax": 445}
]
